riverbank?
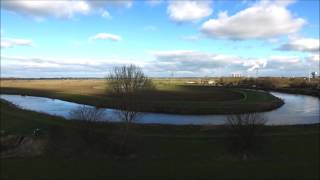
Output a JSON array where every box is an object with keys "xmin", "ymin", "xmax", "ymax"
[
  {"xmin": 1, "ymin": 99, "xmax": 319, "ymax": 179},
  {"xmin": 232, "ymin": 85, "xmax": 320, "ymax": 98},
  {"xmin": 0, "ymin": 79, "xmax": 284, "ymax": 114},
  {"xmin": 270, "ymin": 87, "xmax": 320, "ymax": 97}
]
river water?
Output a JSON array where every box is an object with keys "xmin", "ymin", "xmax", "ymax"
[{"xmin": 1, "ymin": 92, "xmax": 319, "ymax": 125}]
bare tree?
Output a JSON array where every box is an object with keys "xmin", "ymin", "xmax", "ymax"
[
  {"xmin": 68, "ymin": 105, "xmax": 111, "ymax": 150},
  {"xmin": 69, "ymin": 105, "xmax": 106, "ymax": 122},
  {"xmin": 69, "ymin": 105, "xmax": 107, "ymax": 132},
  {"xmin": 225, "ymin": 113, "xmax": 267, "ymax": 159},
  {"xmin": 107, "ymin": 64, "xmax": 153, "ymax": 153},
  {"xmin": 107, "ymin": 64, "xmax": 153, "ymax": 95}
]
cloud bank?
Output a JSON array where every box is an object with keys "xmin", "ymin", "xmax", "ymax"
[
  {"xmin": 277, "ymin": 37, "xmax": 320, "ymax": 53},
  {"xmin": 1, "ymin": 38, "xmax": 33, "ymax": 48},
  {"xmin": 147, "ymin": 50, "xmax": 305, "ymax": 76},
  {"xmin": 1, "ymin": 50, "xmax": 313, "ymax": 78},
  {"xmin": 1, "ymin": 0, "xmax": 132, "ymax": 20},
  {"xmin": 201, "ymin": 0, "xmax": 305, "ymax": 40}
]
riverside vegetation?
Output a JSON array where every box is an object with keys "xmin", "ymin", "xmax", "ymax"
[{"xmin": 0, "ymin": 71, "xmax": 319, "ymax": 179}]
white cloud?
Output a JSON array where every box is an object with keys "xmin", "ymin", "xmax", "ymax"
[
  {"xmin": 148, "ymin": 50, "xmax": 309, "ymax": 76},
  {"xmin": 101, "ymin": 10, "xmax": 112, "ymax": 19},
  {"xmin": 3, "ymin": 55, "xmax": 146, "ymax": 67},
  {"xmin": 278, "ymin": 37, "xmax": 320, "ymax": 53},
  {"xmin": 149, "ymin": 50, "xmax": 267, "ymax": 73},
  {"xmin": 1, "ymin": 0, "xmax": 132, "ymax": 20},
  {"xmin": 265, "ymin": 55, "xmax": 301, "ymax": 70},
  {"xmin": 1, "ymin": 38, "xmax": 33, "ymax": 48},
  {"xmin": 306, "ymin": 54, "xmax": 320, "ymax": 62},
  {"xmin": 167, "ymin": 1, "xmax": 212, "ymax": 22},
  {"xmin": 2, "ymin": 1, "xmax": 91, "ymax": 19},
  {"xmin": 0, "ymin": 52, "xmax": 311, "ymax": 77},
  {"xmin": 269, "ymin": 55, "xmax": 300, "ymax": 63},
  {"xmin": 1, "ymin": 55, "xmax": 146, "ymax": 77},
  {"xmin": 274, "ymin": 0, "xmax": 296, "ymax": 6},
  {"xmin": 89, "ymin": 33, "xmax": 122, "ymax": 42},
  {"xmin": 242, "ymin": 59, "xmax": 267, "ymax": 71},
  {"xmin": 201, "ymin": 0, "xmax": 305, "ymax": 40}
]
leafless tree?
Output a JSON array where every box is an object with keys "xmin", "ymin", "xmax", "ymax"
[
  {"xmin": 69, "ymin": 105, "xmax": 110, "ymax": 149},
  {"xmin": 225, "ymin": 113, "xmax": 267, "ymax": 158},
  {"xmin": 107, "ymin": 64, "xmax": 153, "ymax": 153},
  {"xmin": 69, "ymin": 105, "xmax": 105, "ymax": 130},
  {"xmin": 69, "ymin": 105, "xmax": 106, "ymax": 122},
  {"xmin": 107, "ymin": 64, "xmax": 153, "ymax": 95}
]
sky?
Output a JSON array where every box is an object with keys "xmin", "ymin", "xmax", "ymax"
[{"xmin": 0, "ymin": 0, "xmax": 319, "ymax": 78}]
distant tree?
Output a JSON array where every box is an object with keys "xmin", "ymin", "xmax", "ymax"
[
  {"xmin": 225, "ymin": 113, "xmax": 267, "ymax": 159},
  {"xmin": 107, "ymin": 64, "xmax": 153, "ymax": 153}
]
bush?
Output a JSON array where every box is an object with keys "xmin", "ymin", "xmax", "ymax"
[
  {"xmin": 69, "ymin": 105, "xmax": 106, "ymax": 122},
  {"xmin": 225, "ymin": 113, "xmax": 267, "ymax": 158}
]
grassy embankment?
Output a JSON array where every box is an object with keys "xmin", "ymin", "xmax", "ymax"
[
  {"xmin": 0, "ymin": 100, "xmax": 319, "ymax": 179},
  {"xmin": 0, "ymin": 79, "xmax": 283, "ymax": 114}
]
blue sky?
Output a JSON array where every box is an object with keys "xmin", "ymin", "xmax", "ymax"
[{"xmin": 1, "ymin": 0, "xmax": 319, "ymax": 77}]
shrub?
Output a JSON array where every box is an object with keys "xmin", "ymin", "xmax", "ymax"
[{"xmin": 225, "ymin": 113, "xmax": 267, "ymax": 158}]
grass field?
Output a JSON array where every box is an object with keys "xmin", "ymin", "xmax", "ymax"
[
  {"xmin": 0, "ymin": 79, "xmax": 283, "ymax": 114},
  {"xmin": 0, "ymin": 100, "xmax": 319, "ymax": 179}
]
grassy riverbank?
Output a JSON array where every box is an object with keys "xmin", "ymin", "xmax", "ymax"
[
  {"xmin": 1, "ymin": 100, "xmax": 319, "ymax": 179},
  {"xmin": 0, "ymin": 79, "xmax": 283, "ymax": 114}
]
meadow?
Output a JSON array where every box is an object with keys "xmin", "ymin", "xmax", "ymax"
[{"xmin": 0, "ymin": 79, "xmax": 284, "ymax": 114}]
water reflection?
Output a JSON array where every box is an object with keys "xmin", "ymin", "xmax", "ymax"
[{"xmin": 1, "ymin": 92, "xmax": 319, "ymax": 125}]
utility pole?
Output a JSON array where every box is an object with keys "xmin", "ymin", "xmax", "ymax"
[
  {"xmin": 255, "ymin": 68, "xmax": 259, "ymax": 88},
  {"xmin": 170, "ymin": 71, "xmax": 174, "ymax": 84}
]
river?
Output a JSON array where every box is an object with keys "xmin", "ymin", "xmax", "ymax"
[{"xmin": 1, "ymin": 92, "xmax": 319, "ymax": 125}]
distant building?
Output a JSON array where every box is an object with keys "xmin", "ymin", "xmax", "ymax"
[
  {"xmin": 232, "ymin": 73, "xmax": 242, "ymax": 78},
  {"xmin": 208, "ymin": 80, "xmax": 216, "ymax": 85},
  {"xmin": 199, "ymin": 78, "xmax": 216, "ymax": 86},
  {"xmin": 186, "ymin": 81, "xmax": 196, "ymax": 84}
]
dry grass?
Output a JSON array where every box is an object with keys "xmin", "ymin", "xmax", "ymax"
[{"xmin": 1, "ymin": 79, "xmax": 106, "ymax": 96}]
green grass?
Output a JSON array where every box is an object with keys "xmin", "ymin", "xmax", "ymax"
[
  {"xmin": 0, "ymin": 79, "xmax": 283, "ymax": 114},
  {"xmin": 1, "ymin": 100, "xmax": 319, "ymax": 180}
]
